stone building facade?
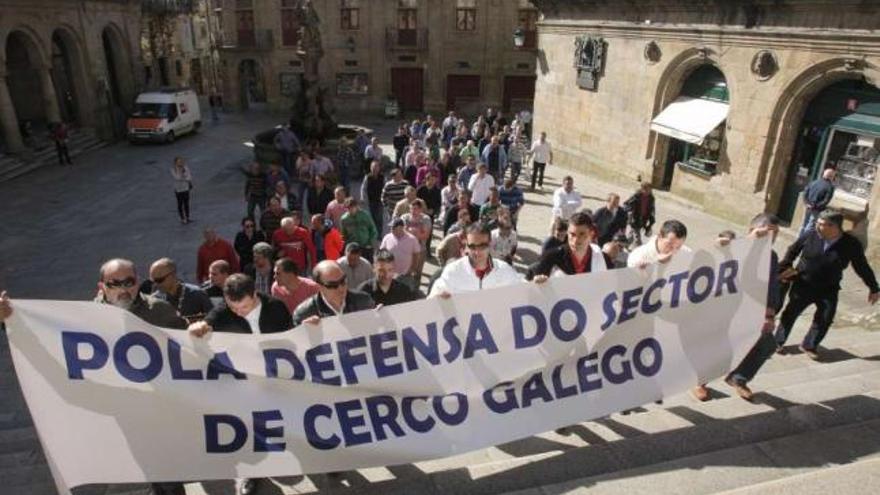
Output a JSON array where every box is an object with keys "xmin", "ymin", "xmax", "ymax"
[
  {"xmin": 213, "ymin": 0, "xmax": 540, "ymax": 116},
  {"xmin": 0, "ymin": 0, "xmax": 143, "ymax": 150},
  {"xmin": 531, "ymin": 0, "xmax": 880, "ymax": 258}
]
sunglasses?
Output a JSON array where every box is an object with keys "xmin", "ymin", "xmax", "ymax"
[
  {"xmin": 105, "ymin": 277, "xmax": 136, "ymax": 289},
  {"xmin": 320, "ymin": 275, "xmax": 347, "ymax": 289},
  {"xmin": 151, "ymin": 272, "xmax": 174, "ymax": 285},
  {"xmin": 466, "ymin": 243, "xmax": 490, "ymax": 250}
]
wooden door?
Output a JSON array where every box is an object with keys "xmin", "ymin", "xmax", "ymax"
[
  {"xmin": 502, "ymin": 76, "xmax": 536, "ymax": 113},
  {"xmin": 446, "ymin": 75, "xmax": 481, "ymax": 111},
  {"xmin": 391, "ymin": 68, "xmax": 423, "ymax": 112}
]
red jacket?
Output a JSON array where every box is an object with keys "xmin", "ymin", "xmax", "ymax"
[
  {"xmin": 324, "ymin": 228, "xmax": 344, "ymax": 261},
  {"xmin": 272, "ymin": 227, "xmax": 317, "ymax": 272},
  {"xmin": 197, "ymin": 238, "xmax": 240, "ymax": 282}
]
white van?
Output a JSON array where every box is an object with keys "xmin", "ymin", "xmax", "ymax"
[{"xmin": 128, "ymin": 88, "xmax": 201, "ymax": 143}]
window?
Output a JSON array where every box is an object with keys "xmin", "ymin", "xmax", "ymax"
[
  {"xmin": 397, "ymin": 1, "xmax": 417, "ymax": 46},
  {"xmin": 517, "ymin": 8, "xmax": 538, "ymax": 49},
  {"xmin": 456, "ymin": 0, "xmax": 476, "ymax": 31},
  {"xmin": 337, "ymin": 73, "xmax": 369, "ymax": 96},
  {"xmin": 280, "ymin": 0, "xmax": 299, "ymax": 46},
  {"xmin": 175, "ymin": 59, "xmax": 183, "ymax": 77},
  {"xmin": 341, "ymin": 0, "xmax": 360, "ymax": 30},
  {"xmin": 235, "ymin": 1, "xmax": 255, "ymax": 47}
]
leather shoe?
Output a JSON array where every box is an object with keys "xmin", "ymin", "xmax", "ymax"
[
  {"xmin": 724, "ymin": 375, "xmax": 754, "ymax": 401},
  {"xmin": 239, "ymin": 478, "xmax": 259, "ymax": 495},
  {"xmin": 691, "ymin": 384, "xmax": 710, "ymax": 401},
  {"xmin": 799, "ymin": 345, "xmax": 820, "ymax": 361},
  {"xmin": 775, "ymin": 345, "xmax": 787, "ymax": 355}
]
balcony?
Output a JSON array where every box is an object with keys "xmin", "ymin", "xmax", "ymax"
[
  {"xmin": 385, "ymin": 28, "xmax": 428, "ymax": 52},
  {"xmin": 221, "ymin": 29, "xmax": 274, "ymax": 51}
]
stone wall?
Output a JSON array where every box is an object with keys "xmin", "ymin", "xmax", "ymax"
[{"xmin": 531, "ymin": 0, "xmax": 880, "ymax": 240}]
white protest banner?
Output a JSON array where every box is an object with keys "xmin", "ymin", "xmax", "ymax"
[{"xmin": 5, "ymin": 238, "xmax": 770, "ymax": 491}]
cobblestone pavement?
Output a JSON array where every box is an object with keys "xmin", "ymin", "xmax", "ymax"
[{"xmin": 0, "ymin": 110, "xmax": 878, "ymax": 494}]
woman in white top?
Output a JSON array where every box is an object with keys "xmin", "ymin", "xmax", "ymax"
[{"xmin": 170, "ymin": 156, "xmax": 192, "ymax": 224}]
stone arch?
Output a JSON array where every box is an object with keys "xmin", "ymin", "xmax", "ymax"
[
  {"xmin": 51, "ymin": 25, "xmax": 92, "ymax": 126},
  {"xmin": 757, "ymin": 57, "xmax": 880, "ymax": 213},
  {"xmin": 5, "ymin": 28, "xmax": 54, "ymax": 128},
  {"xmin": 646, "ymin": 47, "xmax": 734, "ymax": 187},
  {"xmin": 100, "ymin": 22, "xmax": 136, "ymax": 111}
]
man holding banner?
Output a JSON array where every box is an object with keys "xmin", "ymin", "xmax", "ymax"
[{"xmin": 429, "ymin": 223, "xmax": 522, "ymax": 297}]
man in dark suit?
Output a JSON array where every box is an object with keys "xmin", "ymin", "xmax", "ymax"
[
  {"xmin": 624, "ymin": 182, "xmax": 655, "ymax": 245},
  {"xmin": 292, "ymin": 260, "xmax": 375, "ymax": 326},
  {"xmin": 527, "ymin": 212, "xmax": 612, "ymax": 281},
  {"xmin": 188, "ymin": 273, "xmax": 291, "ymax": 495},
  {"xmin": 190, "ymin": 274, "xmax": 292, "ymax": 336},
  {"xmin": 775, "ymin": 209, "xmax": 879, "ymax": 360},
  {"xmin": 592, "ymin": 193, "xmax": 628, "ymax": 247}
]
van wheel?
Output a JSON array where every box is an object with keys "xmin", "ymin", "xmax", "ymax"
[{"xmin": 165, "ymin": 131, "xmax": 175, "ymax": 143}]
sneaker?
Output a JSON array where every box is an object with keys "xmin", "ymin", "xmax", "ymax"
[
  {"xmin": 238, "ymin": 478, "xmax": 259, "ymax": 495},
  {"xmin": 799, "ymin": 345, "xmax": 820, "ymax": 361},
  {"xmin": 691, "ymin": 385, "xmax": 710, "ymax": 402},
  {"xmin": 724, "ymin": 375, "xmax": 754, "ymax": 401}
]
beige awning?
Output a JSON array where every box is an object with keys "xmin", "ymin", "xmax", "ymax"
[{"xmin": 650, "ymin": 96, "xmax": 729, "ymax": 145}]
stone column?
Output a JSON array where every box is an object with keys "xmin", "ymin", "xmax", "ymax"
[
  {"xmin": 39, "ymin": 63, "xmax": 62, "ymax": 124},
  {"xmin": 0, "ymin": 67, "xmax": 25, "ymax": 153}
]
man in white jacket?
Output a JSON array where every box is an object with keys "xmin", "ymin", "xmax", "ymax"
[{"xmin": 429, "ymin": 223, "xmax": 522, "ymax": 297}]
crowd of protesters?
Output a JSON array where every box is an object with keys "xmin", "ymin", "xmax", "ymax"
[{"xmin": 2, "ymin": 105, "xmax": 879, "ymax": 495}]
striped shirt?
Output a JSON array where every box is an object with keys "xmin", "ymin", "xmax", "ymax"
[{"xmin": 382, "ymin": 180, "xmax": 408, "ymax": 210}]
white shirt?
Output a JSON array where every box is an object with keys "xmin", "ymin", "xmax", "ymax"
[
  {"xmin": 552, "ymin": 188, "xmax": 583, "ymax": 220},
  {"xmin": 627, "ymin": 236, "xmax": 693, "ymax": 268},
  {"xmin": 530, "ymin": 140, "xmax": 551, "ymax": 163},
  {"xmin": 320, "ymin": 293, "xmax": 345, "ymax": 316},
  {"xmin": 244, "ymin": 301, "xmax": 263, "ymax": 334},
  {"xmin": 429, "ymin": 256, "xmax": 523, "ymax": 297},
  {"xmin": 468, "ymin": 173, "xmax": 495, "ymax": 206}
]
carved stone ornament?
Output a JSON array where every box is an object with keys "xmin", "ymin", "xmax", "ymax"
[
  {"xmin": 644, "ymin": 41, "xmax": 661, "ymax": 64},
  {"xmin": 751, "ymin": 50, "xmax": 778, "ymax": 81},
  {"xmin": 573, "ymin": 36, "xmax": 606, "ymax": 91}
]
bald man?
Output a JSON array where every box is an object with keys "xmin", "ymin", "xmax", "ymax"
[
  {"xmin": 149, "ymin": 257, "xmax": 213, "ymax": 323},
  {"xmin": 291, "ymin": 260, "xmax": 375, "ymax": 327}
]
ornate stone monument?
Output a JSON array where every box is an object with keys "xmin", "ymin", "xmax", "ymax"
[{"xmin": 290, "ymin": 0, "xmax": 337, "ymax": 143}]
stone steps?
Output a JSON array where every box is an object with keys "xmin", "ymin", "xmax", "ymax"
[
  {"xmin": 714, "ymin": 457, "xmax": 880, "ymax": 495},
  {"xmin": 0, "ymin": 128, "xmax": 108, "ymax": 183},
  {"xmin": 501, "ymin": 418, "xmax": 880, "ymax": 495}
]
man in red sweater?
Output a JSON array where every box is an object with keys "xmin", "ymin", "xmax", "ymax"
[
  {"xmin": 197, "ymin": 228, "xmax": 240, "ymax": 282},
  {"xmin": 272, "ymin": 213, "xmax": 317, "ymax": 275}
]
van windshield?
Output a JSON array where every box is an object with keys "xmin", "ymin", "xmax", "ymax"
[{"xmin": 132, "ymin": 103, "xmax": 172, "ymax": 118}]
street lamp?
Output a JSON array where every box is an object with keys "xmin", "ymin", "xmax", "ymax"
[{"xmin": 513, "ymin": 28, "xmax": 525, "ymax": 48}]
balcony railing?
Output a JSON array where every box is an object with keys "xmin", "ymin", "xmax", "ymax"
[
  {"xmin": 385, "ymin": 28, "xmax": 428, "ymax": 52},
  {"xmin": 221, "ymin": 29, "xmax": 274, "ymax": 51}
]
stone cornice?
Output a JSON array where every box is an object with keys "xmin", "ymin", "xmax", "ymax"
[{"xmin": 537, "ymin": 20, "xmax": 880, "ymax": 54}]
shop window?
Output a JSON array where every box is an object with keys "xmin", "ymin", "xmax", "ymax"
[
  {"xmin": 456, "ymin": 0, "xmax": 476, "ymax": 31},
  {"xmin": 678, "ymin": 65, "xmax": 729, "ymax": 176},
  {"xmin": 827, "ymin": 132, "xmax": 878, "ymax": 200},
  {"xmin": 398, "ymin": 0, "xmax": 418, "ymax": 46},
  {"xmin": 337, "ymin": 73, "xmax": 368, "ymax": 96},
  {"xmin": 517, "ymin": 8, "xmax": 538, "ymax": 49},
  {"xmin": 341, "ymin": 0, "xmax": 360, "ymax": 30},
  {"xmin": 281, "ymin": 0, "xmax": 299, "ymax": 46}
]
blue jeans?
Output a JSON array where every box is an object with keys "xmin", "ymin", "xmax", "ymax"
[{"xmin": 798, "ymin": 208, "xmax": 818, "ymax": 239}]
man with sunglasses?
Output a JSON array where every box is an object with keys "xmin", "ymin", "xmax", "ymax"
[
  {"xmin": 291, "ymin": 260, "xmax": 375, "ymax": 327},
  {"xmin": 0, "ymin": 259, "xmax": 187, "ymax": 495},
  {"xmin": 149, "ymin": 257, "xmax": 214, "ymax": 324},
  {"xmin": 429, "ymin": 222, "xmax": 522, "ymax": 297}
]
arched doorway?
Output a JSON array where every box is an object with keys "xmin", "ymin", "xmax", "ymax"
[
  {"xmin": 51, "ymin": 28, "xmax": 88, "ymax": 125},
  {"xmin": 650, "ymin": 64, "xmax": 730, "ymax": 189},
  {"xmin": 775, "ymin": 78, "xmax": 880, "ymax": 222},
  {"xmin": 5, "ymin": 30, "xmax": 49, "ymax": 140},
  {"xmin": 238, "ymin": 59, "xmax": 266, "ymax": 111},
  {"xmin": 101, "ymin": 25, "xmax": 135, "ymax": 138}
]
